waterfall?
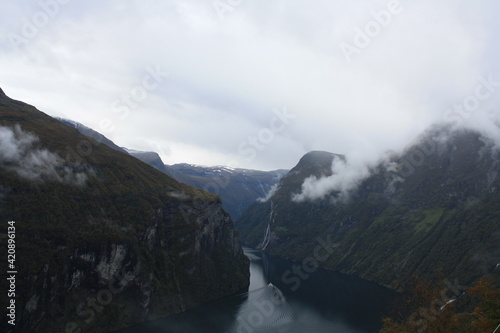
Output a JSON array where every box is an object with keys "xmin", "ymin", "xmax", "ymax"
[
  {"xmin": 260, "ymin": 224, "xmax": 271, "ymax": 250},
  {"xmin": 258, "ymin": 201, "xmax": 276, "ymax": 251}
]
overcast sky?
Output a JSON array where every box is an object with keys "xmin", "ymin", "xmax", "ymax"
[{"xmin": 1, "ymin": 0, "xmax": 499, "ymax": 171}]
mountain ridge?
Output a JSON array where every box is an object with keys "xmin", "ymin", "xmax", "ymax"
[
  {"xmin": 237, "ymin": 125, "xmax": 500, "ymax": 290},
  {"xmin": 52, "ymin": 117, "xmax": 288, "ymax": 220},
  {"xmin": 0, "ymin": 88, "xmax": 249, "ymax": 333},
  {"xmin": 165, "ymin": 163, "xmax": 287, "ymax": 219}
]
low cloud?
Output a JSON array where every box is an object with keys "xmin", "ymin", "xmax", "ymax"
[
  {"xmin": 257, "ymin": 183, "xmax": 280, "ymax": 203},
  {"xmin": 167, "ymin": 191, "xmax": 190, "ymax": 200},
  {"xmin": 0, "ymin": 125, "xmax": 88, "ymax": 186},
  {"xmin": 454, "ymin": 111, "xmax": 500, "ymax": 150},
  {"xmin": 292, "ymin": 116, "xmax": 500, "ymax": 203},
  {"xmin": 292, "ymin": 153, "xmax": 381, "ymax": 203}
]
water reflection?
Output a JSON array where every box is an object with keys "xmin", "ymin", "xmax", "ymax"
[
  {"xmin": 228, "ymin": 248, "xmax": 380, "ymax": 333},
  {"xmin": 115, "ymin": 248, "xmax": 395, "ymax": 333},
  {"xmin": 245, "ymin": 248, "xmax": 268, "ymax": 292},
  {"xmin": 227, "ymin": 283, "xmax": 294, "ymax": 333}
]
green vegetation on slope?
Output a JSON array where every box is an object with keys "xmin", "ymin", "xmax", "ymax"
[
  {"xmin": 237, "ymin": 128, "xmax": 500, "ymax": 291},
  {"xmin": 0, "ymin": 90, "xmax": 249, "ymax": 333},
  {"xmin": 381, "ymin": 274, "xmax": 500, "ymax": 333}
]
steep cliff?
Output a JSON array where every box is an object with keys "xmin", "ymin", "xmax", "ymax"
[
  {"xmin": 0, "ymin": 89, "xmax": 249, "ymax": 333},
  {"xmin": 237, "ymin": 126, "xmax": 500, "ymax": 289}
]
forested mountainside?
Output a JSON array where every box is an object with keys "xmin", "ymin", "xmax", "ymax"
[
  {"xmin": 0, "ymin": 88, "xmax": 249, "ymax": 333},
  {"xmin": 237, "ymin": 126, "xmax": 500, "ymax": 290}
]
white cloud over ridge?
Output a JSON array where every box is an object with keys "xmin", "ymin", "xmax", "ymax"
[
  {"xmin": 292, "ymin": 152, "xmax": 381, "ymax": 203},
  {"xmin": 292, "ymin": 119, "xmax": 500, "ymax": 203},
  {"xmin": 0, "ymin": 125, "xmax": 88, "ymax": 186}
]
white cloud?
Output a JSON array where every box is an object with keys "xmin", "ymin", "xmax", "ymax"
[
  {"xmin": 0, "ymin": 125, "xmax": 88, "ymax": 185},
  {"xmin": 292, "ymin": 151, "xmax": 382, "ymax": 203},
  {"xmin": 0, "ymin": 0, "xmax": 499, "ymax": 170},
  {"xmin": 257, "ymin": 183, "xmax": 280, "ymax": 203}
]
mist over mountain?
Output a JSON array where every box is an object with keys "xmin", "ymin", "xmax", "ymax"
[
  {"xmin": 237, "ymin": 124, "xmax": 500, "ymax": 289},
  {"xmin": 3, "ymin": 0, "xmax": 500, "ymax": 331},
  {"xmin": 0, "ymin": 90, "xmax": 249, "ymax": 333},
  {"xmin": 0, "ymin": 124, "xmax": 88, "ymax": 185},
  {"xmin": 3, "ymin": 88, "xmax": 499, "ymax": 332}
]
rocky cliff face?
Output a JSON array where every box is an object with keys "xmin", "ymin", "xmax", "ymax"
[
  {"xmin": 237, "ymin": 126, "xmax": 500, "ymax": 289},
  {"xmin": 0, "ymin": 90, "xmax": 249, "ymax": 333},
  {"xmin": 18, "ymin": 202, "xmax": 247, "ymax": 333}
]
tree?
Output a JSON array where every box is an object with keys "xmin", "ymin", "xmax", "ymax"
[{"xmin": 381, "ymin": 275, "xmax": 500, "ymax": 333}]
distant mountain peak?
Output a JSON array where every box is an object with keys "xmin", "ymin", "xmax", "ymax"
[
  {"xmin": 291, "ymin": 150, "xmax": 344, "ymax": 177},
  {"xmin": 303, "ymin": 150, "xmax": 336, "ymax": 157},
  {"xmin": 125, "ymin": 148, "xmax": 170, "ymax": 174},
  {"xmin": 299, "ymin": 151, "xmax": 342, "ymax": 164}
]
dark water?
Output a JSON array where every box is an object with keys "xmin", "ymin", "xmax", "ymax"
[{"xmin": 116, "ymin": 248, "xmax": 396, "ymax": 333}]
